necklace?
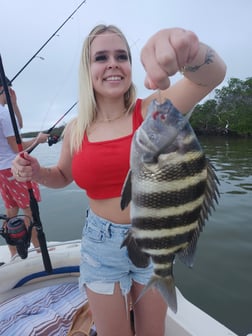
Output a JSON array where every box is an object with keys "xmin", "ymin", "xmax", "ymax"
[
  {"xmin": 96, "ymin": 109, "xmax": 127, "ymax": 123},
  {"xmin": 88, "ymin": 108, "xmax": 129, "ymax": 137}
]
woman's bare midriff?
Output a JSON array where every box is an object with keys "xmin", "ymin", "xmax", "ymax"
[{"xmin": 89, "ymin": 196, "xmax": 131, "ymax": 224}]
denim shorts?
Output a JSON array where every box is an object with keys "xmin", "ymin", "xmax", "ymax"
[{"xmin": 79, "ymin": 209, "xmax": 153, "ymax": 296}]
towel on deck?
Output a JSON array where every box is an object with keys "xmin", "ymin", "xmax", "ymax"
[{"xmin": 0, "ymin": 282, "xmax": 87, "ymax": 336}]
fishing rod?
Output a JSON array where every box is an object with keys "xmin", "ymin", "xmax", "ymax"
[
  {"xmin": 11, "ymin": 0, "xmax": 87, "ymax": 83},
  {"xmin": 0, "ymin": 55, "xmax": 52, "ymax": 273},
  {"xmin": 47, "ymin": 101, "xmax": 77, "ymax": 133},
  {"xmin": 27, "ymin": 101, "xmax": 77, "ymax": 154},
  {"xmin": 0, "ymin": 0, "xmax": 87, "ymax": 94}
]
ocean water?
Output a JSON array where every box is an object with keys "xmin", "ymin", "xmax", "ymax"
[{"xmin": 0, "ymin": 136, "xmax": 251, "ymax": 336}]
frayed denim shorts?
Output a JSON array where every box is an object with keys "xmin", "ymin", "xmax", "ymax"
[{"xmin": 79, "ymin": 209, "xmax": 153, "ymax": 296}]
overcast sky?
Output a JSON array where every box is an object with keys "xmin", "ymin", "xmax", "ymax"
[{"xmin": 0, "ymin": 0, "xmax": 251, "ymax": 132}]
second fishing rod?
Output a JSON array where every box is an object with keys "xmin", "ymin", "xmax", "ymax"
[{"xmin": 27, "ymin": 101, "xmax": 77, "ymax": 154}]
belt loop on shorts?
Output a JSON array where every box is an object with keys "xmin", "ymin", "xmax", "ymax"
[
  {"xmin": 104, "ymin": 222, "xmax": 112, "ymax": 238},
  {"xmin": 86, "ymin": 209, "xmax": 89, "ymax": 218}
]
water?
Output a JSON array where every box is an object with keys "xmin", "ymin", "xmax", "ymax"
[{"xmin": 0, "ymin": 137, "xmax": 251, "ymax": 336}]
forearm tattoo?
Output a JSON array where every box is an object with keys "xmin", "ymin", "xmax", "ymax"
[{"xmin": 181, "ymin": 47, "xmax": 214, "ymax": 73}]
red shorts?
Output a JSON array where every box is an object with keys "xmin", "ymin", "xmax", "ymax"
[{"xmin": 0, "ymin": 168, "xmax": 41, "ymax": 209}]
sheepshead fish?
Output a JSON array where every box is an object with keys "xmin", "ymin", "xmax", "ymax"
[{"xmin": 121, "ymin": 99, "xmax": 220, "ymax": 313}]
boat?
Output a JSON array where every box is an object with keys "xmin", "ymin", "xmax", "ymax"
[{"xmin": 1, "ymin": 240, "xmax": 249, "ymax": 336}]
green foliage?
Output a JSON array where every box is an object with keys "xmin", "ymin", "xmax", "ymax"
[
  {"xmin": 191, "ymin": 77, "xmax": 252, "ymax": 136},
  {"xmin": 22, "ymin": 125, "xmax": 65, "ymax": 138}
]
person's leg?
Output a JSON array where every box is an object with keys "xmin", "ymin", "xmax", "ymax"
[
  {"xmin": 131, "ymin": 280, "xmax": 167, "ymax": 336},
  {"xmin": 86, "ymin": 283, "xmax": 133, "ymax": 336},
  {"xmin": 8, "ymin": 177, "xmax": 41, "ymax": 250},
  {"xmin": 0, "ymin": 169, "xmax": 19, "ymax": 257}
]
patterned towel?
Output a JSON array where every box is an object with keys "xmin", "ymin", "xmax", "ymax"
[{"xmin": 0, "ymin": 282, "xmax": 87, "ymax": 336}]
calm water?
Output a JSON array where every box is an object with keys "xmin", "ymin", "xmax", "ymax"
[{"xmin": 0, "ymin": 137, "xmax": 251, "ymax": 336}]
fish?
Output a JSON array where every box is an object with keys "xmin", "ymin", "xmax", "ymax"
[{"xmin": 120, "ymin": 98, "xmax": 220, "ymax": 313}]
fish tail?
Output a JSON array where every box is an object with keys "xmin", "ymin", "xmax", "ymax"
[{"xmin": 135, "ymin": 275, "xmax": 178, "ymax": 313}]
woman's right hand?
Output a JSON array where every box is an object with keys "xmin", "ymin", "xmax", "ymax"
[{"xmin": 12, "ymin": 152, "xmax": 41, "ymax": 182}]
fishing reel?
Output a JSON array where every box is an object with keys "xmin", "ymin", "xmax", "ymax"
[
  {"xmin": 48, "ymin": 134, "xmax": 60, "ymax": 146},
  {"xmin": 0, "ymin": 214, "xmax": 32, "ymax": 259}
]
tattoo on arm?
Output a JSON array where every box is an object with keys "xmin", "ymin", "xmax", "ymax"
[{"xmin": 182, "ymin": 47, "xmax": 214, "ymax": 73}]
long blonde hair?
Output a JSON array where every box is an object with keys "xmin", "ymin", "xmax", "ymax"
[{"xmin": 69, "ymin": 24, "xmax": 137, "ymax": 153}]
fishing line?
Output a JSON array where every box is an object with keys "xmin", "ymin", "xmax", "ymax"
[
  {"xmin": 0, "ymin": 1, "xmax": 85, "ymax": 151},
  {"xmin": 35, "ymin": 35, "xmax": 142, "ymax": 149},
  {"xmin": 0, "ymin": 0, "xmax": 87, "ymax": 95},
  {"xmin": 8, "ymin": 0, "xmax": 87, "ymax": 86},
  {"xmin": 0, "ymin": 55, "xmax": 52, "ymax": 273},
  {"xmin": 38, "ymin": 47, "xmax": 79, "ymax": 133}
]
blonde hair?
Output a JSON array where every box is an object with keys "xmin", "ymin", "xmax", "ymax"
[{"xmin": 69, "ymin": 24, "xmax": 137, "ymax": 153}]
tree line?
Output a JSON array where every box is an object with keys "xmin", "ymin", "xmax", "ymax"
[
  {"xmin": 190, "ymin": 77, "xmax": 252, "ymax": 137},
  {"xmin": 22, "ymin": 77, "xmax": 252, "ymax": 139},
  {"xmin": 22, "ymin": 125, "xmax": 65, "ymax": 138}
]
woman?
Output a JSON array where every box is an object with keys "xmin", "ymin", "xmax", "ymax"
[{"xmin": 12, "ymin": 25, "xmax": 226, "ymax": 336}]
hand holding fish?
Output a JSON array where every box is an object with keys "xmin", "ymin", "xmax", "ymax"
[
  {"xmin": 141, "ymin": 28, "xmax": 199, "ymax": 90},
  {"xmin": 141, "ymin": 27, "xmax": 226, "ymax": 91}
]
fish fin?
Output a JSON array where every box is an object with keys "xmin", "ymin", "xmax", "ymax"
[
  {"xmin": 199, "ymin": 159, "xmax": 220, "ymax": 229},
  {"xmin": 135, "ymin": 274, "xmax": 177, "ymax": 313},
  {"xmin": 178, "ymin": 237, "xmax": 198, "ymax": 268},
  {"xmin": 178, "ymin": 159, "xmax": 220, "ymax": 268},
  {"xmin": 121, "ymin": 231, "xmax": 150, "ymax": 268},
  {"xmin": 120, "ymin": 170, "xmax": 132, "ymax": 210}
]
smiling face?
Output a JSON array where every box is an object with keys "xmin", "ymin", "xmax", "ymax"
[{"xmin": 90, "ymin": 32, "xmax": 132, "ymax": 100}]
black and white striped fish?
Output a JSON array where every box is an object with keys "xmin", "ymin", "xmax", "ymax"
[{"xmin": 121, "ymin": 99, "xmax": 220, "ymax": 313}]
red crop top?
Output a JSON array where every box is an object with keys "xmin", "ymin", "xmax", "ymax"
[{"xmin": 72, "ymin": 99, "xmax": 143, "ymax": 199}]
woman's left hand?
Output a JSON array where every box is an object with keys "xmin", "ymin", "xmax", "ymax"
[{"xmin": 141, "ymin": 28, "xmax": 199, "ymax": 90}]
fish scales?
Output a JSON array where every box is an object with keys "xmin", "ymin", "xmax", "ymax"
[
  {"xmin": 132, "ymin": 206, "xmax": 202, "ymax": 231},
  {"xmin": 136, "ymin": 151, "xmax": 206, "ymax": 183},
  {"xmin": 135, "ymin": 228, "xmax": 198, "ymax": 252},
  {"xmin": 133, "ymin": 180, "xmax": 206, "ymax": 208},
  {"xmin": 131, "ymin": 195, "xmax": 205, "ymax": 219},
  {"xmin": 120, "ymin": 99, "xmax": 220, "ymax": 313}
]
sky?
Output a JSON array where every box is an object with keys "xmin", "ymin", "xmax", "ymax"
[{"xmin": 0, "ymin": 0, "xmax": 251, "ymax": 132}]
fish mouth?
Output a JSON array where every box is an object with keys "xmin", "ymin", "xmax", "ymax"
[{"xmin": 136, "ymin": 127, "xmax": 158, "ymax": 153}]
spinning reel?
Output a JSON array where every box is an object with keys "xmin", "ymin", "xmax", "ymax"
[
  {"xmin": 0, "ymin": 214, "xmax": 32, "ymax": 259},
  {"xmin": 48, "ymin": 134, "xmax": 60, "ymax": 147}
]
